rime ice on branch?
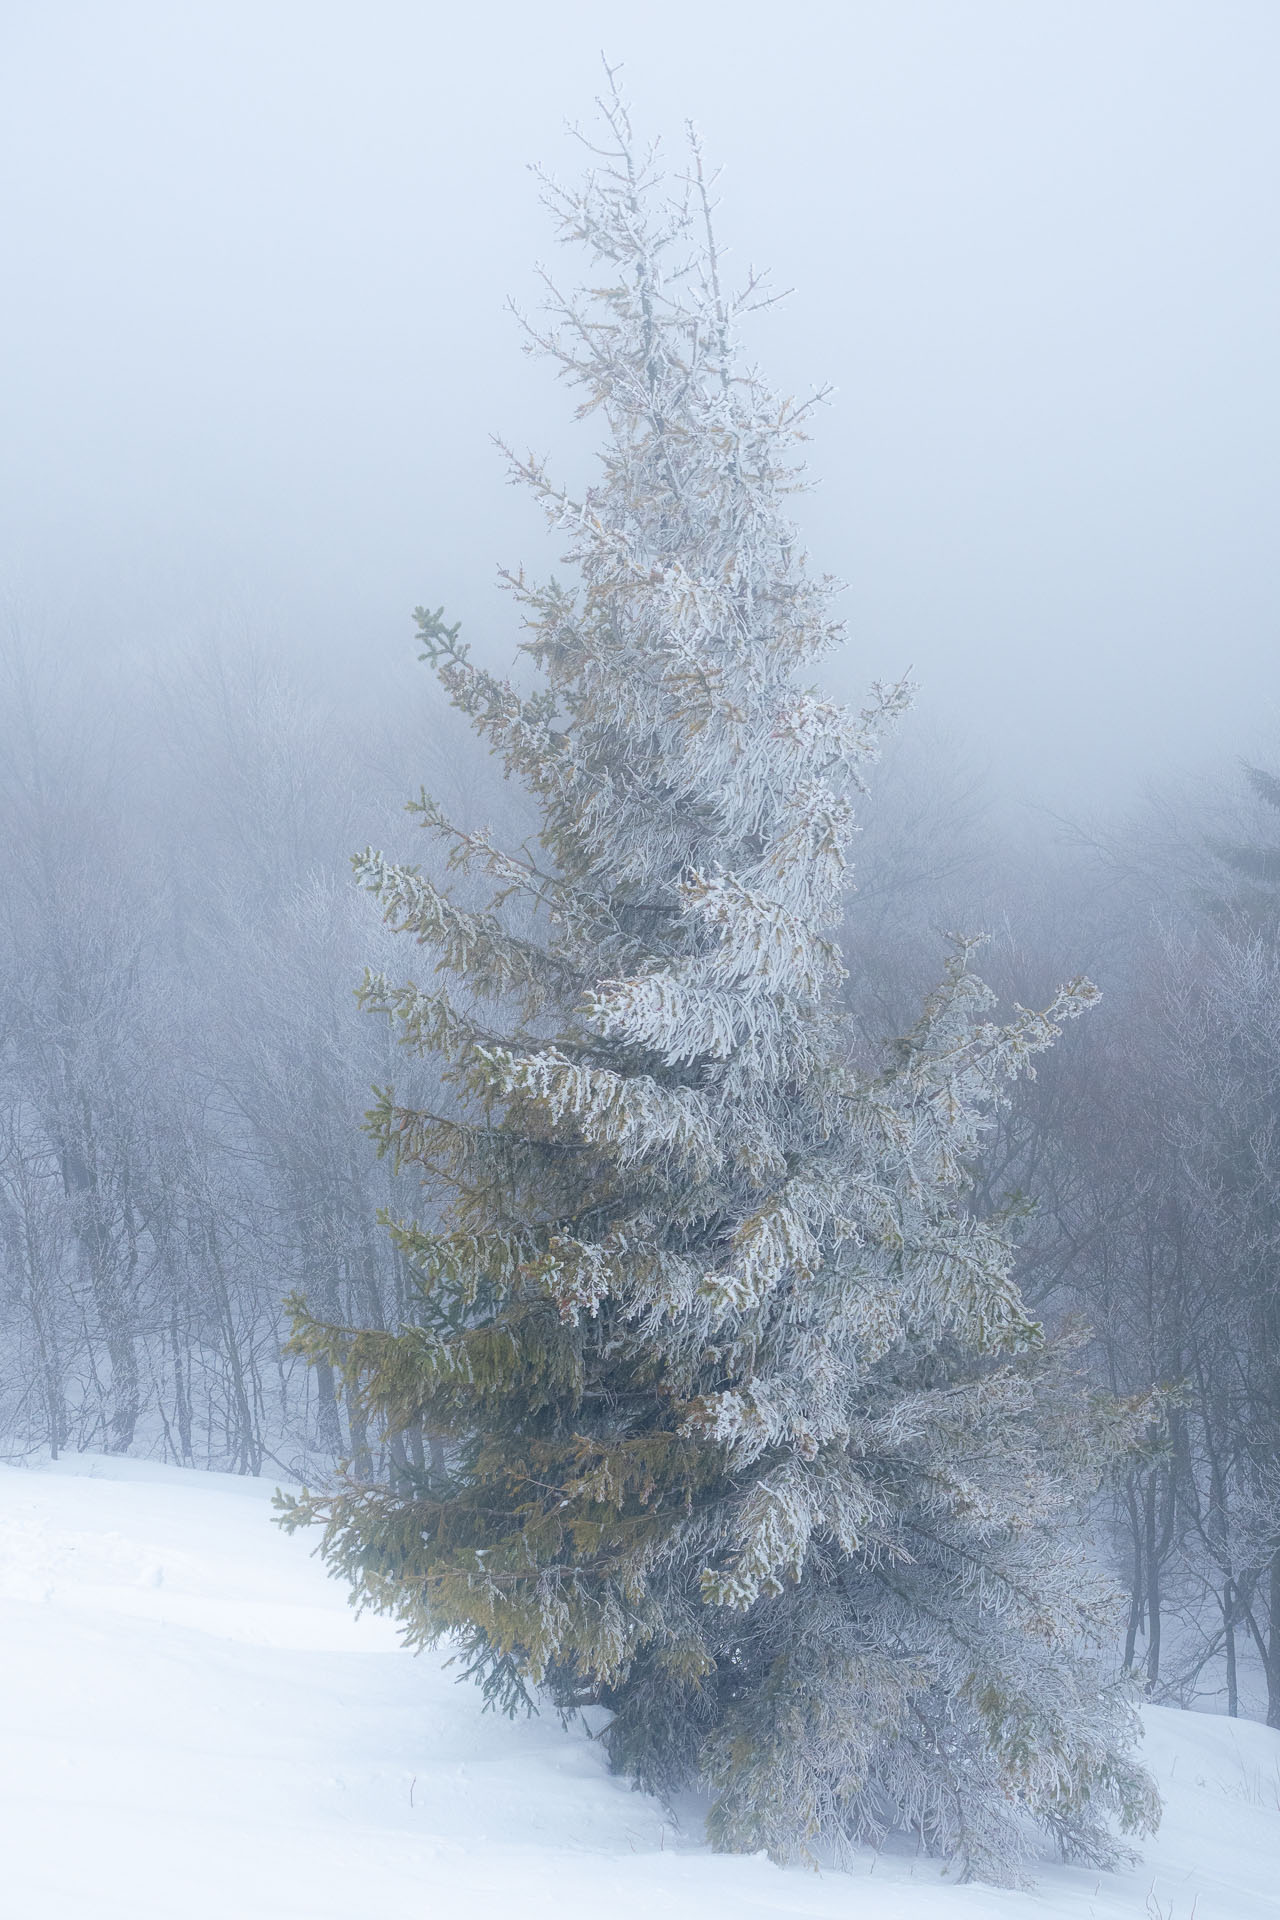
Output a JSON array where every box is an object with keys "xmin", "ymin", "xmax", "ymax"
[{"xmin": 281, "ymin": 78, "xmax": 1157, "ymax": 1883}]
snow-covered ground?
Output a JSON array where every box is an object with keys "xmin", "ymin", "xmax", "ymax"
[{"xmin": 0, "ymin": 1455, "xmax": 1275, "ymax": 1920}]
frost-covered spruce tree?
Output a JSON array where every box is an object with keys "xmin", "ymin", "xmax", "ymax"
[{"xmin": 281, "ymin": 86, "xmax": 1157, "ymax": 1883}]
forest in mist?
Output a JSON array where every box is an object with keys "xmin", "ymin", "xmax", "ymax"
[
  {"xmin": 4, "ymin": 10, "xmax": 1280, "ymax": 1855},
  {"xmin": 1, "ymin": 612, "xmax": 1278, "ymax": 1731}
]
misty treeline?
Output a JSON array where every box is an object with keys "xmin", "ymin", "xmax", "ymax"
[
  {"xmin": 0, "ymin": 623, "xmax": 478, "ymax": 1477},
  {"xmin": 0, "ymin": 616, "xmax": 1277, "ymax": 1726}
]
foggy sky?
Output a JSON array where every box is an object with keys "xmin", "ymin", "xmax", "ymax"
[{"xmin": 3, "ymin": 1, "xmax": 1279, "ymax": 807}]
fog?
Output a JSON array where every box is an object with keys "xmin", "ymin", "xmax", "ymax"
[
  {"xmin": 4, "ymin": 1, "xmax": 1279, "ymax": 804},
  {"xmin": 5, "ymin": 1, "xmax": 1280, "ymax": 1752}
]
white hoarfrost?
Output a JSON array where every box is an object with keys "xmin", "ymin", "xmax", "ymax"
[{"xmin": 289, "ymin": 84, "xmax": 1148, "ymax": 1882}]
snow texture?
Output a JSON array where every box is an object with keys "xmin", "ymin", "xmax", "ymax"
[{"xmin": 0, "ymin": 1451, "xmax": 1275, "ymax": 1919}]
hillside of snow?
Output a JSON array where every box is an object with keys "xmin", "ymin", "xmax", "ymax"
[{"xmin": 1, "ymin": 1455, "xmax": 1276, "ymax": 1920}]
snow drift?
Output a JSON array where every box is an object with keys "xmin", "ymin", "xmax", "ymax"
[{"xmin": 0, "ymin": 1452, "xmax": 1275, "ymax": 1919}]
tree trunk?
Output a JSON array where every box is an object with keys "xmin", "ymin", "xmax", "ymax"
[
  {"xmin": 1267, "ymin": 1554, "xmax": 1280, "ymax": 1731},
  {"xmin": 1223, "ymin": 1577, "xmax": 1238, "ymax": 1717},
  {"xmin": 1145, "ymin": 1475, "xmax": 1162, "ymax": 1690}
]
